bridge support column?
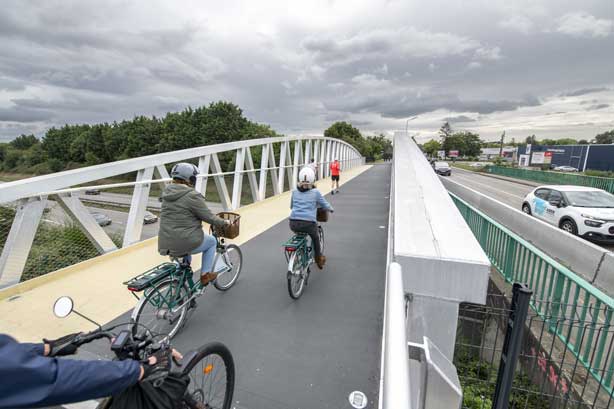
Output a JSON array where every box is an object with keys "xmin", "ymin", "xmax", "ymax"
[
  {"xmin": 0, "ymin": 197, "xmax": 47, "ymax": 288},
  {"xmin": 57, "ymin": 193, "xmax": 118, "ymax": 253},
  {"xmin": 319, "ymin": 140, "xmax": 326, "ymax": 179},
  {"xmin": 210, "ymin": 153, "xmax": 231, "ymax": 211},
  {"xmin": 195, "ymin": 155, "xmax": 211, "ymax": 195},
  {"xmin": 231, "ymin": 148, "xmax": 245, "ymax": 210},
  {"xmin": 123, "ymin": 167, "xmax": 154, "ymax": 247}
]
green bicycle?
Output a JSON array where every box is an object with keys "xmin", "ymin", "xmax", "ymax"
[
  {"xmin": 125, "ymin": 214, "xmax": 243, "ymax": 339},
  {"xmin": 283, "ymin": 216, "xmax": 326, "ymax": 300}
]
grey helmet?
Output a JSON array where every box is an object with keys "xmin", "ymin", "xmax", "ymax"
[{"xmin": 170, "ymin": 162, "xmax": 199, "ymax": 186}]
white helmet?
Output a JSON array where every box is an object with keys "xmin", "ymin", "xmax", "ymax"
[{"xmin": 298, "ymin": 166, "xmax": 316, "ymax": 185}]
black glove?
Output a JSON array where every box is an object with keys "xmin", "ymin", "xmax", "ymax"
[
  {"xmin": 43, "ymin": 333, "xmax": 81, "ymax": 357},
  {"xmin": 142, "ymin": 347, "xmax": 172, "ymax": 383}
]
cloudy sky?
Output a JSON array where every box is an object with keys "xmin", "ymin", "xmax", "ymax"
[{"xmin": 1, "ymin": 0, "xmax": 613, "ymax": 143}]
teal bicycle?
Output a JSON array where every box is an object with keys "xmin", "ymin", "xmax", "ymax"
[
  {"xmin": 125, "ymin": 213, "xmax": 242, "ymax": 339},
  {"xmin": 283, "ymin": 210, "xmax": 327, "ymax": 299}
]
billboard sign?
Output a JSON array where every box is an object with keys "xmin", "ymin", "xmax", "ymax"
[
  {"xmin": 449, "ymin": 150, "xmax": 459, "ymax": 158},
  {"xmin": 531, "ymin": 152, "xmax": 545, "ymax": 164},
  {"xmin": 532, "ymin": 151, "xmax": 552, "ymax": 165},
  {"xmin": 437, "ymin": 150, "xmax": 445, "ymax": 159}
]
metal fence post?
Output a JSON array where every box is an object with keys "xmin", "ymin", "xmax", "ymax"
[{"xmin": 492, "ymin": 283, "xmax": 533, "ymax": 409}]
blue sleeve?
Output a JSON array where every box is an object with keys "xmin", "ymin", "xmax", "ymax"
[
  {"xmin": 0, "ymin": 334, "xmax": 140, "ymax": 409},
  {"xmin": 316, "ymin": 190, "xmax": 333, "ymax": 211}
]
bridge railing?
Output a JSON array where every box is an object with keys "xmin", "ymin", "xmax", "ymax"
[
  {"xmin": 0, "ymin": 136, "xmax": 364, "ymax": 288},
  {"xmin": 451, "ymin": 192, "xmax": 614, "ymax": 395},
  {"xmin": 486, "ymin": 165, "xmax": 614, "ymax": 194}
]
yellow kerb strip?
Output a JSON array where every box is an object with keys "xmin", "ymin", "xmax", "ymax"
[{"xmin": 0, "ymin": 165, "xmax": 371, "ymax": 342}]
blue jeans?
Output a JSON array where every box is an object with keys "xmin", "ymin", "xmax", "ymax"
[{"xmin": 186, "ymin": 234, "xmax": 217, "ymax": 273}]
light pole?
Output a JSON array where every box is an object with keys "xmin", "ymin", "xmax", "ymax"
[{"xmin": 405, "ymin": 116, "xmax": 417, "ymax": 135}]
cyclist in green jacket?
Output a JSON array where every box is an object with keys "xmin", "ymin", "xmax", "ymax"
[{"xmin": 158, "ymin": 163, "xmax": 229, "ymax": 286}]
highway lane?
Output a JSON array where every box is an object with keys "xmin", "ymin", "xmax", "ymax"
[
  {"xmin": 447, "ymin": 167, "xmax": 533, "ymax": 208},
  {"xmin": 445, "ymin": 167, "xmax": 614, "ymax": 251}
]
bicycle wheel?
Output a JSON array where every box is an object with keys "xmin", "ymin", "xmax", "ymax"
[
  {"xmin": 131, "ymin": 279, "xmax": 189, "ymax": 340},
  {"xmin": 213, "ymin": 244, "xmax": 242, "ymax": 291},
  {"xmin": 287, "ymin": 249, "xmax": 306, "ymax": 299},
  {"xmin": 182, "ymin": 342, "xmax": 235, "ymax": 409},
  {"xmin": 318, "ymin": 225, "xmax": 325, "ymax": 254}
]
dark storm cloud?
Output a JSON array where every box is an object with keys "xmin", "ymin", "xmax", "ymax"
[
  {"xmin": 586, "ymin": 103, "xmax": 610, "ymax": 110},
  {"xmin": 326, "ymin": 92, "xmax": 541, "ymax": 119},
  {"xmin": 0, "ymin": 106, "xmax": 54, "ymax": 122},
  {"xmin": 561, "ymin": 87, "xmax": 609, "ymax": 97},
  {"xmin": 444, "ymin": 115, "xmax": 476, "ymax": 123}
]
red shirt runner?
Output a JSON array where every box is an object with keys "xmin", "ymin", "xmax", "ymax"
[{"xmin": 330, "ymin": 161, "xmax": 340, "ymax": 176}]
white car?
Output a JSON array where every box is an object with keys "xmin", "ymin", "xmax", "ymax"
[
  {"xmin": 553, "ymin": 166, "xmax": 578, "ymax": 172},
  {"xmin": 522, "ymin": 185, "xmax": 614, "ymax": 243}
]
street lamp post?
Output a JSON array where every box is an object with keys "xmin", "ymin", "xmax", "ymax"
[{"xmin": 405, "ymin": 116, "xmax": 417, "ymax": 135}]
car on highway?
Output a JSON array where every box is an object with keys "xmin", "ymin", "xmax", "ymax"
[
  {"xmin": 433, "ymin": 161, "xmax": 452, "ymax": 176},
  {"xmin": 521, "ymin": 185, "xmax": 614, "ymax": 243},
  {"xmin": 143, "ymin": 211, "xmax": 159, "ymax": 224},
  {"xmin": 553, "ymin": 166, "xmax": 578, "ymax": 172},
  {"xmin": 84, "ymin": 189, "xmax": 101, "ymax": 195},
  {"xmin": 91, "ymin": 212, "xmax": 112, "ymax": 226},
  {"xmin": 469, "ymin": 162, "xmax": 488, "ymax": 168}
]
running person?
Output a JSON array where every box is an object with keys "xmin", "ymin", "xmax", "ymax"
[
  {"xmin": 158, "ymin": 162, "xmax": 230, "ymax": 286},
  {"xmin": 330, "ymin": 158, "xmax": 340, "ymax": 194},
  {"xmin": 289, "ymin": 167, "xmax": 333, "ymax": 269}
]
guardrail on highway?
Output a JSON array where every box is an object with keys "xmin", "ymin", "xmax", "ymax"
[
  {"xmin": 486, "ymin": 166, "xmax": 614, "ymax": 194},
  {"xmin": 451, "ymin": 192, "xmax": 614, "ymax": 395},
  {"xmin": 0, "ymin": 136, "xmax": 364, "ymax": 288}
]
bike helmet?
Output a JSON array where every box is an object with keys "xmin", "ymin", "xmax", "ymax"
[
  {"xmin": 170, "ymin": 162, "xmax": 199, "ymax": 186},
  {"xmin": 298, "ymin": 166, "xmax": 316, "ymax": 185}
]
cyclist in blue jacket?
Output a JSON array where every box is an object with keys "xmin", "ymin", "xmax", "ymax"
[
  {"xmin": 290, "ymin": 166, "xmax": 333, "ymax": 269},
  {"xmin": 0, "ymin": 333, "xmax": 169, "ymax": 408}
]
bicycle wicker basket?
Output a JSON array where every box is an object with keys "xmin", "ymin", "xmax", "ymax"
[
  {"xmin": 316, "ymin": 208, "xmax": 329, "ymax": 222},
  {"xmin": 212, "ymin": 212, "xmax": 241, "ymax": 239}
]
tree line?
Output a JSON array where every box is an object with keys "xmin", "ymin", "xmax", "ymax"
[
  {"xmin": 0, "ymin": 102, "xmax": 279, "ymax": 174},
  {"xmin": 0, "ymin": 103, "xmax": 391, "ymax": 176}
]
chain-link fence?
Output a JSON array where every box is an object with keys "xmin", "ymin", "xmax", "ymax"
[{"xmin": 456, "ymin": 289, "xmax": 614, "ymax": 409}]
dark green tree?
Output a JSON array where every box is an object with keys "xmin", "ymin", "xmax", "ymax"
[
  {"xmin": 423, "ymin": 139, "xmax": 442, "ymax": 157},
  {"xmin": 10, "ymin": 134, "xmax": 39, "ymax": 150},
  {"xmin": 525, "ymin": 135, "xmax": 537, "ymax": 145},
  {"xmin": 595, "ymin": 130, "xmax": 614, "ymax": 144}
]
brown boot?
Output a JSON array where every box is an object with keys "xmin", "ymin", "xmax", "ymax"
[
  {"xmin": 315, "ymin": 255, "xmax": 326, "ymax": 269},
  {"xmin": 200, "ymin": 272, "xmax": 218, "ymax": 286}
]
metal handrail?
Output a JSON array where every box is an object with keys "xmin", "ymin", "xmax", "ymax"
[{"xmin": 382, "ymin": 262, "xmax": 412, "ymax": 409}]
